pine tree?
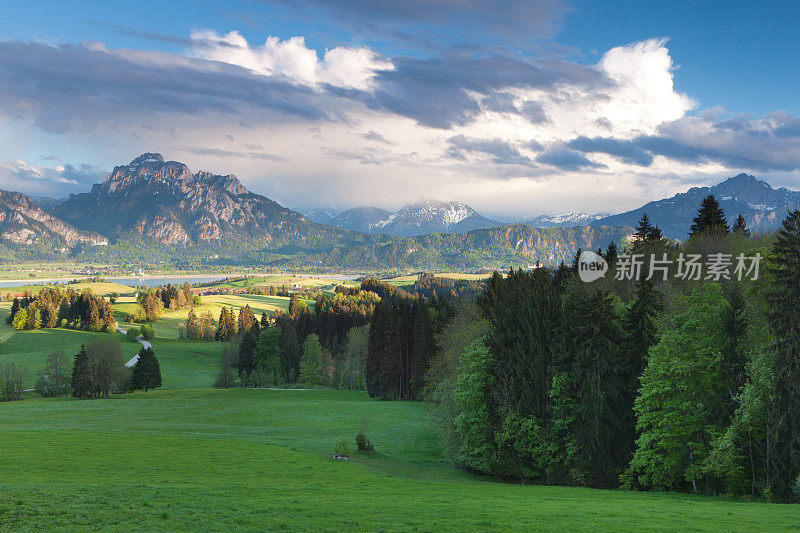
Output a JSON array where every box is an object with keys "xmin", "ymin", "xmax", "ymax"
[
  {"xmin": 237, "ymin": 304, "xmax": 257, "ymax": 333},
  {"xmin": 71, "ymin": 344, "xmax": 91, "ymax": 398},
  {"xmin": 633, "ymin": 213, "xmax": 654, "ymax": 241},
  {"xmin": 299, "ymin": 333, "xmax": 326, "ymax": 386},
  {"xmin": 764, "ymin": 209, "xmax": 800, "ymax": 500},
  {"xmin": 619, "ymin": 277, "xmax": 662, "ymax": 463},
  {"xmin": 131, "ymin": 347, "xmax": 162, "ymax": 392},
  {"xmin": 186, "ymin": 308, "xmax": 201, "ymax": 340},
  {"xmin": 732, "ymin": 214, "xmax": 750, "ymax": 236},
  {"xmin": 561, "ymin": 288, "xmax": 626, "ymax": 487},
  {"xmin": 689, "ymin": 194, "xmax": 730, "ymax": 237}
]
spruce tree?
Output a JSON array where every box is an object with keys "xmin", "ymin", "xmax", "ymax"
[
  {"xmin": 689, "ymin": 194, "xmax": 729, "ymax": 237},
  {"xmin": 732, "ymin": 214, "xmax": 750, "ymax": 236},
  {"xmin": 186, "ymin": 308, "xmax": 201, "ymax": 340},
  {"xmin": 71, "ymin": 344, "xmax": 91, "ymax": 398},
  {"xmin": 131, "ymin": 347, "xmax": 162, "ymax": 392},
  {"xmin": 764, "ymin": 209, "xmax": 800, "ymax": 500},
  {"xmin": 238, "ymin": 304, "xmax": 257, "ymax": 333}
]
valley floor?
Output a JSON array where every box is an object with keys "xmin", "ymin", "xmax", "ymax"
[{"xmin": 0, "ymin": 388, "xmax": 797, "ymax": 531}]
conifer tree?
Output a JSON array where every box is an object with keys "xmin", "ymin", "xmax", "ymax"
[
  {"xmin": 689, "ymin": 194, "xmax": 729, "ymax": 237},
  {"xmin": 764, "ymin": 209, "xmax": 800, "ymax": 500},
  {"xmin": 237, "ymin": 304, "xmax": 257, "ymax": 333},
  {"xmin": 186, "ymin": 308, "xmax": 201, "ymax": 340},
  {"xmin": 299, "ymin": 333, "xmax": 326, "ymax": 386},
  {"xmin": 732, "ymin": 214, "xmax": 750, "ymax": 236},
  {"xmin": 131, "ymin": 347, "xmax": 162, "ymax": 392},
  {"xmin": 71, "ymin": 344, "xmax": 91, "ymax": 398}
]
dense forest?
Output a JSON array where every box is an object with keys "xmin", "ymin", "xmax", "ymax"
[{"xmin": 216, "ymin": 196, "xmax": 800, "ymax": 502}]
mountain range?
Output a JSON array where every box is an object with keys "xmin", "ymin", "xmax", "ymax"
[
  {"xmin": 591, "ymin": 173, "xmax": 800, "ymax": 239},
  {"xmin": 309, "ymin": 200, "xmax": 503, "ymax": 236},
  {"xmin": 0, "ymin": 153, "xmax": 795, "ymax": 270}
]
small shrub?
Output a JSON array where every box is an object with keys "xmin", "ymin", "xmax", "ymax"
[
  {"xmin": 140, "ymin": 324, "xmax": 155, "ymax": 341},
  {"xmin": 355, "ymin": 417, "xmax": 374, "ymax": 452},
  {"xmin": 333, "ymin": 437, "xmax": 351, "ymax": 457},
  {"xmin": 177, "ymin": 323, "xmax": 187, "ymax": 340}
]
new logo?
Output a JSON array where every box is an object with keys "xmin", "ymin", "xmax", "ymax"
[{"xmin": 578, "ymin": 250, "xmax": 608, "ymax": 282}]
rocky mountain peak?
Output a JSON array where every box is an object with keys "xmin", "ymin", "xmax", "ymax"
[{"xmin": 128, "ymin": 153, "xmax": 165, "ymax": 166}]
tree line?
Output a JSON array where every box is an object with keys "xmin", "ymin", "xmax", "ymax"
[
  {"xmin": 7, "ymin": 287, "xmax": 115, "ymax": 332},
  {"xmin": 423, "ymin": 196, "xmax": 800, "ymax": 502}
]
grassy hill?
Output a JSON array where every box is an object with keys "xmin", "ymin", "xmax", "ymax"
[{"xmin": 0, "ymin": 389, "xmax": 796, "ymax": 531}]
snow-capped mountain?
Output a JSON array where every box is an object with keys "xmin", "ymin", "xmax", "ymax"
[
  {"xmin": 524, "ymin": 212, "xmax": 612, "ymax": 228},
  {"xmin": 327, "ymin": 200, "xmax": 502, "ymax": 236},
  {"xmin": 591, "ymin": 173, "xmax": 800, "ymax": 239}
]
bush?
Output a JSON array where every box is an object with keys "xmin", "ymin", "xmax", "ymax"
[
  {"xmin": 333, "ymin": 437, "xmax": 351, "ymax": 457},
  {"xmin": 177, "ymin": 323, "xmax": 187, "ymax": 340},
  {"xmin": 356, "ymin": 417, "xmax": 374, "ymax": 452},
  {"xmin": 126, "ymin": 327, "xmax": 141, "ymax": 342},
  {"xmin": 140, "ymin": 324, "xmax": 155, "ymax": 341},
  {"xmin": 35, "ymin": 373, "xmax": 59, "ymax": 397}
]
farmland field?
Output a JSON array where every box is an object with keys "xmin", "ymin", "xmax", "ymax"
[{"xmin": 0, "ymin": 389, "xmax": 797, "ymax": 531}]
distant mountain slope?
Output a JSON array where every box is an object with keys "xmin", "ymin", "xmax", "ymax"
[
  {"xmin": 328, "ymin": 200, "xmax": 502, "ymax": 236},
  {"xmin": 592, "ymin": 173, "xmax": 800, "ymax": 239},
  {"xmin": 31, "ymin": 196, "xmax": 64, "ymax": 211},
  {"xmin": 268, "ymin": 223, "xmax": 633, "ymax": 270},
  {"xmin": 0, "ymin": 189, "xmax": 107, "ymax": 246},
  {"xmin": 330, "ymin": 206, "xmax": 393, "ymax": 233},
  {"xmin": 53, "ymin": 153, "xmax": 350, "ymax": 247},
  {"xmin": 297, "ymin": 207, "xmax": 342, "ymax": 224}
]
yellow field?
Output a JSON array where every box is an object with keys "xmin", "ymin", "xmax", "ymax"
[
  {"xmin": 382, "ymin": 272, "xmax": 497, "ymax": 283},
  {"xmin": 0, "ymin": 281, "xmax": 136, "ymax": 298}
]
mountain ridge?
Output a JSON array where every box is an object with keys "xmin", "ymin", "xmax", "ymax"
[{"xmin": 592, "ymin": 173, "xmax": 800, "ymax": 239}]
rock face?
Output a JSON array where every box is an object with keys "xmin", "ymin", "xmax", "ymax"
[
  {"xmin": 592, "ymin": 173, "xmax": 800, "ymax": 239},
  {"xmin": 0, "ymin": 190, "xmax": 107, "ymax": 246},
  {"xmin": 53, "ymin": 153, "xmax": 332, "ymax": 246},
  {"xmin": 329, "ymin": 200, "xmax": 502, "ymax": 236}
]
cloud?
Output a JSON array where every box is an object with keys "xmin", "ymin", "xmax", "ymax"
[
  {"xmin": 536, "ymin": 143, "xmax": 605, "ymax": 171},
  {"xmin": 0, "ymin": 40, "xmax": 335, "ymax": 134},
  {"xmin": 568, "ymin": 113, "xmax": 800, "ymax": 172},
  {"xmin": 447, "ymin": 135, "xmax": 534, "ymax": 166},
  {"xmin": 0, "ymin": 160, "xmax": 106, "ymax": 197},
  {"xmin": 1, "ymin": 32, "xmax": 799, "ymax": 219},
  {"xmin": 190, "ymin": 30, "xmax": 393, "ymax": 90}
]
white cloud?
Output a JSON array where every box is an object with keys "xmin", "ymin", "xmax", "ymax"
[{"xmin": 190, "ymin": 30, "xmax": 393, "ymax": 90}]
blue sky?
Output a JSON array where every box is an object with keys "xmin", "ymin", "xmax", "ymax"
[{"xmin": 1, "ymin": 0, "xmax": 799, "ymax": 217}]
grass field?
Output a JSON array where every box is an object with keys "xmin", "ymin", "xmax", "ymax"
[
  {"xmin": 114, "ymin": 294, "xmax": 298, "ymax": 340},
  {"xmin": 0, "ymin": 389, "xmax": 797, "ymax": 531},
  {"xmin": 204, "ymin": 274, "xmax": 358, "ymax": 291},
  {"xmin": 0, "ymin": 298, "xmax": 222, "ymax": 389}
]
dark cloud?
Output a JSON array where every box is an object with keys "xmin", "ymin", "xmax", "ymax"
[
  {"xmin": 0, "ymin": 40, "xmax": 332, "ymax": 134},
  {"xmin": 259, "ymin": 0, "xmax": 569, "ymax": 45},
  {"xmin": 567, "ymin": 114, "xmax": 800, "ymax": 172},
  {"xmin": 568, "ymin": 136, "xmax": 654, "ymax": 166},
  {"xmin": 536, "ymin": 143, "xmax": 605, "ymax": 171},
  {"xmin": 362, "ymin": 53, "xmax": 605, "ymax": 128},
  {"xmin": 447, "ymin": 135, "xmax": 534, "ymax": 166}
]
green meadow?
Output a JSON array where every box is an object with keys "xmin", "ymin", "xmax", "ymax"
[
  {"xmin": 1, "ymin": 389, "xmax": 797, "ymax": 531},
  {"xmin": 1, "ymin": 293, "xmax": 798, "ymax": 531}
]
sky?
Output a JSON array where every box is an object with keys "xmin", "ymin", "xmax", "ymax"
[{"xmin": 1, "ymin": 0, "xmax": 799, "ymax": 219}]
